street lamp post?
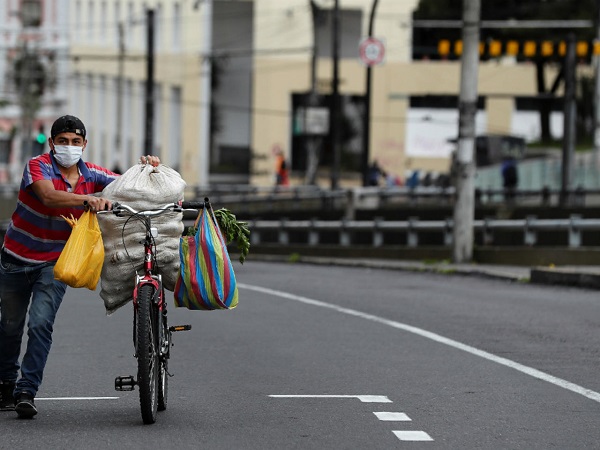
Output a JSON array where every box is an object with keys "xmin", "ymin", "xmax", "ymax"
[
  {"xmin": 330, "ymin": 0, "xmax": 341, "ymax": 189},
  {"xmin": 361, "ymin": 0, "xmax": 380, "ymax": 187}
]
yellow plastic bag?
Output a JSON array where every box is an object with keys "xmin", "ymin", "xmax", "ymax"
[{"xmin": 54, "ymin": 210, "xmax": 104, "ymax": 290}]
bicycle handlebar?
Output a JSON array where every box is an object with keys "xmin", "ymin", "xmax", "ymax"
[
  {"xmin": 111, "ymin": 203, "xmax": 182, "ymax": 218},
  {"xmin": 180, "ymin": 201, "xmax": 207, "ymax": 210},
  {"xmin": 93, "ymin": 199, "xmax": 208, "ymax": 217}
]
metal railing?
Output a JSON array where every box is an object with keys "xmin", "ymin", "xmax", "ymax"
[
  {"xmin": 1, "ymin": 215, "xmax": 596, "ymax": 249},
  {"xmin": 1, "ymin": 183, "xmax": 598, "ymax": 210},
  {"xmin": 247, "ymin": 215, "xmax": 599, "ymax": 248},
  {"xmin": 197, "ymin": 185, "xmax": 599, "ymax": 209}
]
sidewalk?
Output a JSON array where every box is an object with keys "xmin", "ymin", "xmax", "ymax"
[{"xmin": 249, "ymin": 254, "xmax": 600, "ymax": 290}]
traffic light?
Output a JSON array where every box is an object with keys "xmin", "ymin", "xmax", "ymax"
[
  {"xmin": 36, "ymin": 129, "xmax": 46, "ymax": 144},
  {"xmin": 31, "ymin": 125, "xmax": 46, "ymax": 157}
]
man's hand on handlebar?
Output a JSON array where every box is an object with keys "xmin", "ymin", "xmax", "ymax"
[{"xmin": 84, "ymin": 196, "xmax": 112, "ymax": 212}]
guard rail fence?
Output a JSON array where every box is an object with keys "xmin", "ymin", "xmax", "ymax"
[
  {"xmin": 199, "ymin": 185, "xmax": 596, "ymax": 210},
  {"xmin": 0, "ymin": 184, "xmax": 597, "ymax": 210},
  {"xmin": 245, "ymin": 215, "xmax": 598, "ymax": 249},
  {"xmin": 0, "ymin": 215, "xmax": 595, "ymax": 249}
]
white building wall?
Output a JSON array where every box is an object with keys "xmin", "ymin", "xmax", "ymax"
[{"xmin": 67, "ymin": 0, "xmax": 211, "ymax": 185}]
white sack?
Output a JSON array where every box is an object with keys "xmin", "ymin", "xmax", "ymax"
[{"xmin": 98, "ymin": 163, "xmax": 186, "ymax": 314}]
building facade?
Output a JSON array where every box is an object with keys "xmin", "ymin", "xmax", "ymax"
[
  {"xmin": 0, "ymin": 0, "xmax": 70, "ymax": 182},
  {"xmin": 0, "ymin": 0, "xmax": 561, "ymax": 189}
]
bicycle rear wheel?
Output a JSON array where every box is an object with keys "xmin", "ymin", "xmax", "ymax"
[{"xmin": 136, "ymin": 284, "xmax": 159, "ymax": 424}]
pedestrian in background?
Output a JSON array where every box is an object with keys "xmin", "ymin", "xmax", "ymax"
[
  {"xmin": 274, "ymin": 145, "xmax": 289, "ymax": 187},
  {"xmin": 367, "ymin": 160, "xmax": 382, "ymax": 186},
  {"xmin": 501, "ymin": 157, "xmax": 519, "ymax": 202}
]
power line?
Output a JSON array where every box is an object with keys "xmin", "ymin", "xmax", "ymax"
[{"xmin": 410, "ymin": 19, "xmax": 593, "ymax": 29}]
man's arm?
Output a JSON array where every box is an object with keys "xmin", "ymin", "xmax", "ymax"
[{"xmin": 31, "ymin": 180, "xmax": 112, "ymax": 211}]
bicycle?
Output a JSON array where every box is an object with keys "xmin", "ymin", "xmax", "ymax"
[{"xmin": 96, "ymin": 200, "xmax": 204, "ymax": 424}]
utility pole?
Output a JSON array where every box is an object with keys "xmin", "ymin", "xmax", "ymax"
[
  {"xmin": 452, "ymin": 0, "xmax": 481, "ymax": 263},
  {"xmin": 143, "ymin": 8, "xmax": 155, "ymax": 157},
  {"xmin": 199, "ymin": 0, "xmax": 213, "ymax": 187},
  {"xmin": 304, "ymin": 0, "xmax": 321, "ymax": 185},
  {"xmin": 330, "ymin": 0, "xmax": 341, "ymax": 189},
  {"xmin": 115, "ymin": 21, "xmax": 124, "ymax": 170},
  {"xmin": 361, "ymin": 0, "xmax": 380, "ymax": 187},
  {"xmin": 561, "ymin": 34, "xmax": 577, "ymax": 206},
  {"xmin": 594, "ymin": 0, "xmax": 600, "ymax": 186}
]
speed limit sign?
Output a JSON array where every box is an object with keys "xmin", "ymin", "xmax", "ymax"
[{"xmin": 359, "ymin": 37, "xmax": 385, "ymax": 66}]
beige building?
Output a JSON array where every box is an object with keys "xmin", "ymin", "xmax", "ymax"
[{"xmin": 61, "ymin": 0, "xmax": 547, "ymax": 191}]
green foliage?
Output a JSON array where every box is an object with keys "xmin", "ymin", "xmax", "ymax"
[
  {"xmin": 288, "ymin": 253, "xmax": 301, "ymax": 263},
  {"xmin": 186, "ymin": 208, "xmax": 251, "ymax": 264},
  {"xmin": 214, "ymin": 208, "xmax": 250, "ymax": 264}
]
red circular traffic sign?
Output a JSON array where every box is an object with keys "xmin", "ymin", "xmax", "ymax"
[{"xmin": 359, "ymin": 37, "xmax": 385, "ymax": 66}]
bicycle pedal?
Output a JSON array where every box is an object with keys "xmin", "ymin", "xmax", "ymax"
[
  {"xmin": 169, "ymin": 324, "xmax": 192, "ymax": 332},
  {"xmin": 115, "ymin": 375, "xmax": 137, "ymax": 391}
]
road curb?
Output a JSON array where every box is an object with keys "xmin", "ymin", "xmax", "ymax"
[
  {"xmin": 245, "ymin": 254, "xmax": 529, "ymax": 283},
  {"xmin": 530, "ymin": 268, "xmax": 600, "ymax": 290},
  {"xmin": 246, "ymin": 254, "xmax": 600, "ymax": 290}
]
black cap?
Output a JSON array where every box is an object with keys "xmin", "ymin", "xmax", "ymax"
[{"xmin": 50, "ymin": 115, "xmax": 86, "ymax": 140}]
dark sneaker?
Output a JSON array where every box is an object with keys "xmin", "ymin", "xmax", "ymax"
[
  {"xmin": 0, "ymin": 381, "xmax": 16, "ymax": 411},
  {"xmin": 15, "ymin": 393, "xmax": 37, "ymax": 418}
]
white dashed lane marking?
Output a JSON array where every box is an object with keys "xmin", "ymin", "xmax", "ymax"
[
  {"xmin": 393, "ymin": 430, "xmax": 434, "ymax": 442},
  {"xmin": 271, "ymin": 396, "xmax": 434, "ymax": 442},
  {"xmin": 36, "ymin": 397, "xmax": 119, "ymax": 401},
  {"xmin": 269, "ymin": 394, "xmax": 392, "ymax": 403},
  {"xmin": 373, "ymin": 412, "xmax": 411, "ymax": 421}
]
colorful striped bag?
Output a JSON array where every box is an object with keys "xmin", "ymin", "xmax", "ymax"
[{"xmin": 174, "ymin": 199, "xmax": 239, "ymax": 310}]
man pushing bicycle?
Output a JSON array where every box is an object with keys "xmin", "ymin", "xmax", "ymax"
[{"xmin": 0, "ymin": 114, "xmax": 159, "ymax": 418}]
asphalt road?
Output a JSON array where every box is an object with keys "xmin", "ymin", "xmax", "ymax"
[{"xmin": 2, "ymin": 261, "xmax": 600, "ymax": 449}]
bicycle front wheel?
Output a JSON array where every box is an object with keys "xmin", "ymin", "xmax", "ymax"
[
  {"xmin": 136, "ymin": 284, "xmax": 159, "ymax": 424},
  {"xmin": 158, "ymin": 309, "xmax": 169, "ymax": 411}
]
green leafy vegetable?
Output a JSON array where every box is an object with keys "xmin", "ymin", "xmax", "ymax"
[{"xmin": 186, "ymin": 208, "xmax": 250, "ymax": 264}]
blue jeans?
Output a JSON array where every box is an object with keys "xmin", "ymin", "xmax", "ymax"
[{"xmin": 0, "ymin": 255, "xmax": 67, "ymax": 397}]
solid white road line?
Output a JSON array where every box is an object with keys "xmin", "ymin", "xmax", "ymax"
[
  {"xmin": 269, "ymin": 395, "xmax": 392, "ymax": 403},
  {"xmin": 373, "ymin": 412, "xmax": 411, "ymax": 421},
  {"xmin": 36, "ymin": 397, "xmax": 120, "ymax": 401},
  {"xmin": 240, "ymin": 283, "xmax": 600, "ymax": 404},
  {"xmin": 393, "ymin": 430, "xmax": 434, "ymax": 441}
]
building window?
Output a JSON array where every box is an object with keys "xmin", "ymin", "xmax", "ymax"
[
  {"xmin": 75, "ymin": 1, "xmax": 82, "ymax": 42},
  {"xmin": 100, "ymin": 1, "xmax": 107, "ymax": 44},
  {"xmin": 20, "ymin": 0, "xmax": 43, "ymax": 27},
  {"xmin": 127, "ymin": 2, "xmax": 135, "ymax": 47},
  {"xmin": 169, "ymin": 87, "xmax": 182, "ymax": 170},
  {"xmin": 123, "ymin": 79, "xmax": 133, "ymax": 166},
  {"xmin": 314, "ymin": 8, "xmax": 362, "ymax": 59},
  {"xmin": 173, "ymin": 2, "xmax": 181, "ymax": 51},
  {"xmin": 85, "ymin": 73, "xmax": 95, "ymax": 160},
  {"xmin": 153, "ymin": 83, "xmax": 162, "ymax": 155},
  {"xmin": 98, "ymin": 75, "xmax": 107, "ymax": 165},
  {"xmin": 88, "ymin": 1, "xmax": 94, "ymax": 43},
  {"xmin": 114, "ymin": 1, "xmax": 121, "ymax": 47},
  {"xmin": 155, "ymin": 3, "xmax": 162, "ymax": 51}
]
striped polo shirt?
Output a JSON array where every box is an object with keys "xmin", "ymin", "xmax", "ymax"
[{"xmin": 3, "ymin": 152, "xmax": 118, "ymax": 264}]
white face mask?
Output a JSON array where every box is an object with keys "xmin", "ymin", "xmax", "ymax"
[{"xmin": 53, "ymin": 145, "xmax": 83, "ymax": 168}]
